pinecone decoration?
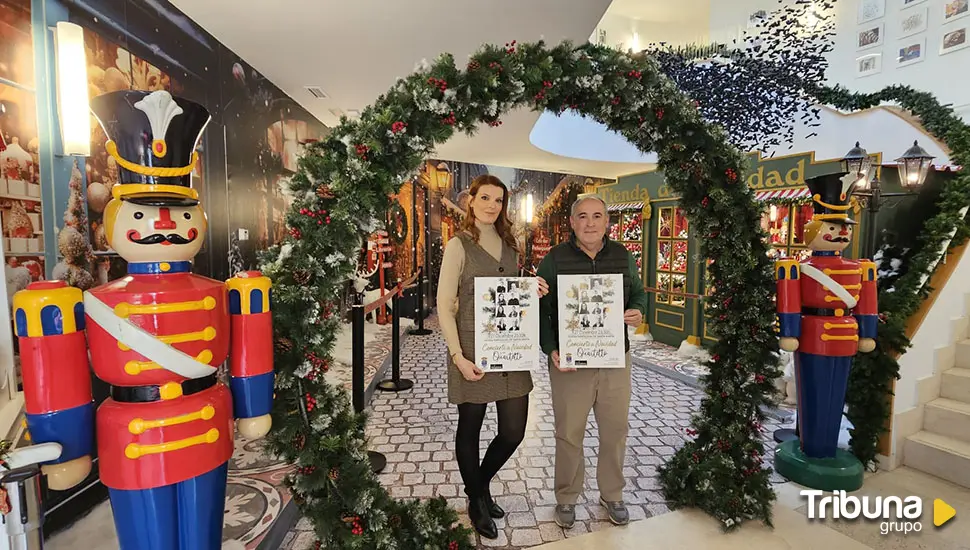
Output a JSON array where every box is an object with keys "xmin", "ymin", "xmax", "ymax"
[
  {"xmin": 316, "ymin": 185, "xmax": 334, "ymax": 199},
  {"xmin": 275, "ymin": 337, "xmax": 293, "ymax": 353},
  {"xmin": 293, "ymin": 269, "xmax": 311, "ymax": 285}
]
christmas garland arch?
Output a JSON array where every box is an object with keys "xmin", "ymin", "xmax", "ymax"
[{"xmin": 255, "ymin": 39, "xmax": 969, "ymax": 547}]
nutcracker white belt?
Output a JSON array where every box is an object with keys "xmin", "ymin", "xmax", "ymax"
[
  {"xmin": 799, "ymin": 264, "xmax": 858, "ymax": 309},
  {"xmin": 83, "ymin": 292, "xmax": 217, "ymax": 380}
]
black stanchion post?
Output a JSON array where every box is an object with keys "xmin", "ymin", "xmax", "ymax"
[
  {"xmin": 409, "ymin": 266, "xmax": 432, "ymax": 336},
  {"xmin": 377, "ymin": 288, "xmax": 414, "ymax": 392},
  {"xmin": 352, "ymin": 291, "xmax": 386, "ymax": 473}
]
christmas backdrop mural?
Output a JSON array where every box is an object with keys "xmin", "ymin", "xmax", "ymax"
[
  {"xmin": 67, "ymin": 0, "xmax": 328, "ymax": 282},
  {"xmin": 1, "ymin": 0, "xmax": 44, "ymax": 288}
]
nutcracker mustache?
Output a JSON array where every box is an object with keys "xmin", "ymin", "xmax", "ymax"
[
  {"xmin": 823, "ymin": 235, "xmax": 850, "ymax": 243},
  {"xmin": 127, "ymin": 229, "xmax": 198, "ymax": 245}
]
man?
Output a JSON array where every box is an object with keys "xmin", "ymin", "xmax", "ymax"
[{"xmin": 537, "ymin": 194, "xmax": 650, "ymax": 528}]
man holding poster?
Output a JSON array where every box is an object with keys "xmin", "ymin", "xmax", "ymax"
[{"xmin": 537, "ymin": 194, "xmax": 649, "ymax": 529}]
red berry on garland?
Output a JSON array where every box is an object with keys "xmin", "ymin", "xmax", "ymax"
[
  {"xmin": 725, "ymin": 168, "xmax": 738, "ymax": 182},
  {"xmin": 294, "ymin": 434, "xmax": 306, "ymax": 450},
  {"xmin": 329, "ymin": 468, "xmax": 339, "ymax": 481},
  {"xmin": 755, "ymin": 374, "xmax": 765, "ymax": 383},
  {"xmin": 655, "ymin": 108, "xmax": 664, "ymax": 120},
  {"xmin": 701, "ymin": 197, "xmax": 710, "ymax": 208},
  {"xmin": 391, "ymin": 121, "xmax": 407, "ymax": 133},
  {"xmin": 355, "ymin": 144, "xmax": 370, "ymax": 158},
  {"xmin": 487, "ymin": 119, "xmax": 503, "ymax": 127},
  {"xmin": 449, "ymin": 542, "xmax": 459, "ymax": 550},
  {"xmin": 315, "ymin": 542, "xmax": 322, "ymax": 550},
  {"xmin": 712, "ymin": 354, "xmax": 720, "ymax": 362},
  {"xmin": 720, "ymin": 391, "xmax": 728, "ymax": 398},
  {"xmin": 305, "ymin": 393, "xmax": 317, "ymax": 413},
  {"xmin": 289, "ymin": 227, "xmax": 302, "ymax": 239},
  {"xmin": 611, "ymin": 96, "xmax": 621, "ymax": 105},
  {"xmin": 442, "ymin": 112, "xmax": 457, "ymax": 126}
]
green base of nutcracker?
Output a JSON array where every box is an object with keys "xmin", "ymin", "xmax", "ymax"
[{"xmin": 774, "ymin": 440, "xmax": 864, "ymax": 492}]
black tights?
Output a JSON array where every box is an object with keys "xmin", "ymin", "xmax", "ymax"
[{"xmin": 455, "ymin": 395, "xmax": 529, "ymax": 498}]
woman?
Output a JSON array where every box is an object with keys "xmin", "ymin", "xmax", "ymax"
[{"xmin": 437, "ymin": 174, "xmax": 548, "ymax": 539}]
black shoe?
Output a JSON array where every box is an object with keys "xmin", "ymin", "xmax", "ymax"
[
  {"xmin": 483, "ymin": 487, "xmax": 505, "ymax": 519},
  {"xmin": 468, "ymin": 496, "xmax": 498, "ymax": 539}
]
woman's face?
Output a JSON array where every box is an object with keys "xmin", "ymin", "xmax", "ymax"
[{"xmin": 470, "ymin": 184, "xmax": 505, "ymax": 225}]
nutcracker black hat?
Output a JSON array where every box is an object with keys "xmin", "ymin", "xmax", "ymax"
[
  {"xmin": 90, "ymin": 90, "xmax": 210, "ymax": 206},
  {"xmin": 805, "ymin": 171, "xmax": 860, "ymax": 225}
]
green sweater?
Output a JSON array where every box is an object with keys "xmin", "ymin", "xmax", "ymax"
[{"xmin": 536, "ymin": 238, "xmax": 650, "ymax": 355}]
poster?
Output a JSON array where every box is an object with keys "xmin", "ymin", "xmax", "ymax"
[
  {"xmin": 557, "ymin": 274, "xmax": 626, "ymax": 368},
  {"xmin": 474, "ymin": 277, "xmax": 540, "ymax": 372}
]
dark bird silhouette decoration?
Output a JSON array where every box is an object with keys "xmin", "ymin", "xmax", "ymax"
[{"xmin": 643, "ymin": 0, "xmax": 836, "ymax": 153}]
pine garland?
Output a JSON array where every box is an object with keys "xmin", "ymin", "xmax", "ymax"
[{"xmin": 257, "ymin": 40, "xmax": 780, "ymax": 545}]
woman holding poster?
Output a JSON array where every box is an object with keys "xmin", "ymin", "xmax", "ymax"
[{"xmin": 436, "ymin": 174, "xmax": 548, "ymax": 539}]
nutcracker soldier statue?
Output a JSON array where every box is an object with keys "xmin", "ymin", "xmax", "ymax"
[
  {"xmin": 12, "ymin": 90, "xmax": 274, "ymax": 549},
  {"xmin": 773, "ymin": 171, "xmax": 877, "ymax": 491}
]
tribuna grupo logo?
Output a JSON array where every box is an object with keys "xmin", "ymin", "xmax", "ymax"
[{"xmin": 801, "ymin": 490, "xmax": 923, "ymax": 535}]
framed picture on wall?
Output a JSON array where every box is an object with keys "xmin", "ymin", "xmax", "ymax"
[
  {"xmin": 856, "ymin": 53, "xmax": 883, "ymax": 77},
  {"xmin": 858, "ymin": 0, "xmax": 886, "ymax": 24},
  {"xmin": 857, "ymin": 23, "xmax": 885, "ymax": 50},
  {"xmin": 940, "ymin": 26, "xmax": 969, "ymax": 54},
  {"xmin": 896, "ymin": 38, "xmax": 926, "ymax": 66},
  {"xmin": 943, "ymin": 0, "xmax": 969, "ymax": 24},
  {"xmin": 902, "ymin": 0, "xmax": 928, "ymax": 8},
  {"xmin": 899, "ymin": 8, "xmax": 929, "ymax": 37}
]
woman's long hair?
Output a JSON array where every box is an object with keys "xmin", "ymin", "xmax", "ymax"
[{"xmin": 459, "ymin": 174, "xmax": 520, "ymax": 255}]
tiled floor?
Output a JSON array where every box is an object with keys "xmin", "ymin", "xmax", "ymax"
[{"xmin": 282, "ymin": 322, "xmax": 787, "ymax": 549}]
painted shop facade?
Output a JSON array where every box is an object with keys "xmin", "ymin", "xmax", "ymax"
[{"xmin": 592, "ymin": 149, "xmax": 931, "ymax": 349}]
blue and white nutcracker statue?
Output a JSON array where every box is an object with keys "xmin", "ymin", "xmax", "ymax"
[
  {"xmin": 773, "ymin": 172, "xmax": 877, "ymax": 491},
  {"xmin": 12, "ymin": 90, "xmax": 275, "ymax": 549}
]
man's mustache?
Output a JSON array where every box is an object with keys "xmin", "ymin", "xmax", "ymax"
[{"xmin": 128, "ymin": 233, "xmax": 194, "ymax": 245}]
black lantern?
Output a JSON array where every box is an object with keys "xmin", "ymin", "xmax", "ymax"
[
  {"xmin": 841, "ymin": 141, "xmax": 872, "ymax": 179},
  {"xmin": 895, "ymin": 140, "xmax": 935, "ymax": 190}
]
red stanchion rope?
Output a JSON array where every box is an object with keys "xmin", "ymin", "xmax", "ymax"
[{"xmin": 362, "ymin": 273, "xmax": 420, "ymax": 315}]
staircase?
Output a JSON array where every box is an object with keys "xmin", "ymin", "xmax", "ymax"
[{"xmin": 903, "ymin": 309, "xmax": 970, "ymax": 489}]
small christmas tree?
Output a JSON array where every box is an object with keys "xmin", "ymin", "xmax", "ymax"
[{"xmin": 51, "ymin": 159, "xmax": 96, "ymax": 289}]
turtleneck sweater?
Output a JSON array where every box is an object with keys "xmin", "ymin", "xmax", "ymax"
[{"xmin": 436, "ymin": 220, "xmax": 504, "ymax": 359}]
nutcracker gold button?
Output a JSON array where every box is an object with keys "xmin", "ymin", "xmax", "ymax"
[{"xmin": 159, "ymin": 382, "xmax": 183, "ymax": 400}]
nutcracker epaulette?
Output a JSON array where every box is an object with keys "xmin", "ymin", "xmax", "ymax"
[
  {"xmin": 12, "ymin": 281, "xmax": 85, "ymax": 337},
  {"xmin": 226, "ymin": 271, "xmax": 272, "ymax": 314},
  {"xmin": 859, "ymin": 260, "xmax": 877, "ymax": 281},
  {"xmin": 775, "ymin": 260, "xmax": 800, "ymax": 281}
]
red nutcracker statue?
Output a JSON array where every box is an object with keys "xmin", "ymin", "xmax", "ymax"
[
  {"xmin": 12, "ymin": 90, "xmax": 274, "ymax": 549},
  {"xmin": 773, "ymin": 172, "xmax": 877, "ymax": 491}
]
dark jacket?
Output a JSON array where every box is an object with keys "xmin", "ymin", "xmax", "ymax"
[{"xmin": 536, "ymin": 234, "xmax": 649, "ymax": 355}]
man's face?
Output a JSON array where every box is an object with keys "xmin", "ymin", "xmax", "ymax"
[
  {"xmin": 110, "ymin": 201, "xmax": 206, "ymax": 262},
  {"xmin": 810, "ymin": 221, "xmax": 853, "ymax": 252},
  {"xmin": 570, "ymin": 198, "xmax": 608, "ymax": 249}
]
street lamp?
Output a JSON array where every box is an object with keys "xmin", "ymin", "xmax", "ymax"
[
  {"xmin": 851, "ymin": 140, "xmax": 935, "ymax": 259},
  {"xmin": 841, "ymin": 141, "xmax": 873, "ymax": 180}
]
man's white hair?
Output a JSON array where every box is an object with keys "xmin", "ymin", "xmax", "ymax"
[{"xmin": 570, "ymin": 193, "xmax": 608, "ymax": 217}]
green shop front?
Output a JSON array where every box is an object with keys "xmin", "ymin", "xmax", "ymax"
[{"xmin": 593, "ymin": 150, "xmax": 869, "ymax": 349}]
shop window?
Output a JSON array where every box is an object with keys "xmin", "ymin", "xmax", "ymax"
[
  {"xmin": 610, "ymin": 210, "xmax": 644, "ymax": 269},
  {"xmin": 761, "ymin": 202, "xmax": 813, "ymax": 262},
  {"xmin": 657, "ymin": 206, "xmax": 688, "ymax": 307}
]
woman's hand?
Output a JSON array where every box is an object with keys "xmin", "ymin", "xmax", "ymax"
[
  {"xmin": 536, "ymin": 277, "xmax": 550, "ymax": 298},
  {"xmin": 454, "ymin": 354, "xmax": 485, "ymax": 381}
]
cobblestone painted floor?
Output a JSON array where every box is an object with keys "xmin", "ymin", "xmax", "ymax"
[{"xmin": 282, "ymin": 322, "xmax": 786, "ymax": 549}]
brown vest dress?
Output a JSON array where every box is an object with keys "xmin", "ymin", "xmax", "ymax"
[{"xmin": 448, "ymin": 232, "xmax": 534, "ymax": 405}]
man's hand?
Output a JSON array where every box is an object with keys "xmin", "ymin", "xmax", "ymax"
[
  {"xmin": 536, "ymin": 277, "xmax": 550, "ymax": 298},
  {"xmin": 550, "ymin": 350, "xmax": 576, "ymax": 372},
  {"xmin": 623, "ymin": 309, "xmax": 643, "ymax": 328}
]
